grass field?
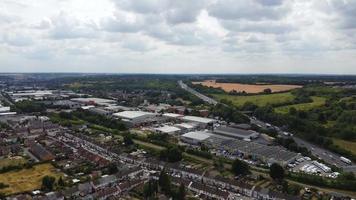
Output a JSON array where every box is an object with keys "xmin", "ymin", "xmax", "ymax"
[
  {"xmin": 0, "ymin": 157, "xmax": 27, "ymax": 169},
  {"xmin": 0, "ymin": 163, "xmax": 62, "ymax": 195},
  {"xmin": 212, "ymin": 92, "xmax": 295, "ymax": 107},
  {"xmin": 332, "ymin": 139, "xmax": 356, "ymax": 156},
  {"xmin": 274, "ymin": 96, "xmax": 326, "ymax": 114}
]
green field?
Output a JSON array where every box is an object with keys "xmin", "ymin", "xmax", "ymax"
[
  {"xmin": 332, "ymin": 139, "xmax": 356, "ymax": 156},
  {"xmin": 274, "ymin": 96, "xmax": 326, "ymax": 114},
  {"xmin": 212, "ymin": 92, "xmax": 295, "ymax": 107},
  {"xmin": 0, "ymin": 163, "xmax": 62, "ymax": 195}
]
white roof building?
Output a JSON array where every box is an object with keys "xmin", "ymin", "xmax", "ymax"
[
  {"xmin": 155, "ymin": 125, "xmax": 181, "ymax": 135},
  {"xmin": 181, "ymin": 131, "xmax": 211, "ymax": 144},
  {"xmin": 113, "ymin": 111, "xmax": 154, "ymax": 119},
  {"xmin": 182, "ymin": 116, "xmax": 215, "ymax": 124},
  {"xmin": 163, "ymin": 113, "xmax": 183, "ymax": 118},
  {"xmin": 113, "ymin": 111, "xmax": 157, "ymax": 126},
  {"xmin": 71, "ymin": 98, "xmax": 116, "ymax": 106}
]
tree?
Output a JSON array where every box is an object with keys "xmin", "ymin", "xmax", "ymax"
[
  {"xmin": 270, "ymin": 163, "xmax": 284, "ymax": 180},
  {"xmin": 231, "ymin": 159, "xmax": 250, "ymax": 176},
  {"xmin": 123, "ymin": 134, "xmax": 134, "ymax": 146},
  {"xmin": 177, "ymin": 183, "xmax": 186, "ymax": 200},
  {"xmin": 159, "ymin": 170, "xmax": 171, "ymax": 195},
  {"xmin": 160, "ymin": 146, "xmax": 182, "ymax": 163},
  {"xmin": 263, "ymin": 88, "xmax": 272, "ymax": 94},
  {"xmin": 42, "ymin": 176, "xmax": 56, "ymax": 191},
  {"xmin": 107, "ymin": 163, "xmax": 118, "ymax": 174},
  {"xmin": 57, "ymin": 177, "xmax": 65, "ymax": 187},
  {"xmin": 143, "ymin": 179, "xmax": 158, "ymax": 199}
]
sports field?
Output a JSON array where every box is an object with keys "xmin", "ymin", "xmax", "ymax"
[
  {"xmin": 0, "ymin": 163, "xmax": 62, "ymax": 195},
  {"xmin": 212, "ymin": 92, "xmax": 295, "ymax": 107},
  {"xmin": 274, "ymin": 97, "xmax": 326, "ymax": 114}
]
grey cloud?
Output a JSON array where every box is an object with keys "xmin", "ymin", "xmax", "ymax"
[
  {"xmin": 208, "ymin": 0, "xmax": 288, "ymax": 21},
  {"xmin": 2, "ymin": 33, "xmax": 33, "ymax": 46},
  {"xmin": 221, "ymin": 20, "xmax": 295, "ymax": 34},
  {"xmin": 49, "ymin": 12, "xmax": 97, "ymax": 39},
  {"xmin": 254, "ymin": 0, "xmax": 284, "ymax": 7}
]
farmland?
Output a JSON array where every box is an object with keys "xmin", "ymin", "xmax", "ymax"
[
  {"xmin": 212, "ymin": 92, "xmax": 295, "ymax": 107},
  {"xmin": 0, "ymin": 163, "xmax": 62, "ymax": 195},
  {"xmin": 274, "ymin": 96, "xmax": 326, "ymax": 114},
  {"xmin": 192, "ymin": 80, "xmax": 302, "ymax": 93}
]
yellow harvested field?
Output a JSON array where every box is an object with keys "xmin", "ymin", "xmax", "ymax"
[
  {"xmin": 192, "ymin": 80, "xmax": 302, "ymax": 94},
  {"xmin": 0, "ymin": 163, "xmax": 62, "ymax": 195}
]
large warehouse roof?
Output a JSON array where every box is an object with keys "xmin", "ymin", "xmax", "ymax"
[
  {"xmin": 182, "ymin": 131, "xmax": 211, "ymax": 141},
  {"xmin": 213, "ymin": 126, "xmax": 258, "ymax": 139},
  {"xmin": 163, "ymin": 113, "xmax": 183, "ymax": 118},
  {"xmin": 71, "ymin": 97, "xmax": 116, "ymax": 104},
  {"xmin": 155, "ymin": 125, "xmax": 181, "ymax": 134},
  {"xmin": 182, "ymin": 116, "xmax": 215, "ymax": 124},
  {"xmin": 113, "ymin": 111, "xmax": 154, "ymax": 119}
]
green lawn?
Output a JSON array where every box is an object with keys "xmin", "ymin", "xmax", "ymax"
[
  {"xmin": 332, "ymin": 138, "xmax": 356, "ymax": 156},
  {"xmin": 212, "ymin": 92, "xmax": 295, "ymax": 107},
  {"xmin": 274, "ymin": 96, "xmax": 326, "ymax": 114}
]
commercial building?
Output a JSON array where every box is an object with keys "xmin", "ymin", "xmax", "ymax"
[
  {"xmin": 181, "ymin": 131, "xmax": 211, "ymax": 145},
  {"xmin": 213, "ymin": 126, "xmax": 259, "ymax": 140},
  {"xmin": 154, "ymin": 125, "xmax": 181, "ymax": 135},
  {"xmin": 71, "ymin": 98, "xmax": 116, "ymax": 106},
  {"xmin": 113, "ymin": 111, "xmax": 157, "ymax": 127},
  {"xmin": 182, "ymin": 116, "xmax": 215, "ymax": 128},
  {"xmin": 174, "ymin": 123, "xmax": 198, "ymax": 132}
]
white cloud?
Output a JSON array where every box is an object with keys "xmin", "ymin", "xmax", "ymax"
[{"xmin": 0, "ymin": 0, "xmax": 355, "ymax": 74}]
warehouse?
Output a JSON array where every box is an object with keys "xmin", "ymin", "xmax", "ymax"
[
  {"xmin": 154, "ymin": 125, "xmax": 181, "ymax": 135},
  {"xmin": 204, "ymin": 136, "xmax": 299, "ymax": 166},
  {"xmin": 213, "ymin": 126, "xmax": 259, "ymax": 140},
  {"xmin": 181, "ymin": 131, "xmax": 211, "ymax": 145},
  {"xmin": 113, "ymin": 111, "xmax": 157, "ymax": 127},
  {"xmin": 71, "ymin": 98, "xmax": 116, "ymax": 106},
  {"xmin": 182, "ymin": 116, "xmax": 215, "ymax": 128},
  {"xmin": 174, "ymin": 123, "xmax": 198, "ymax": 132}
]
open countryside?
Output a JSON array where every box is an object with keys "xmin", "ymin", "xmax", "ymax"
[
  {"xmin": 192, "ymin": 80, "xmax": 302, "ymax": 93},
  {"xmin": 212, "ymin": 92, "xmax": 295, "ymax": 107},
  {"xmin": 274, "ymin": 96, "xmax": 327, "ymax": 114}
]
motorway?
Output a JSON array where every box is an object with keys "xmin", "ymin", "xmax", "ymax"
[
  {"xmin": 179, "ymin": 81, "xmax": 356, "ymax": 174},
  {"xmin": 178, "ymin": 80, "xmax": 218, "ymax": 105}
]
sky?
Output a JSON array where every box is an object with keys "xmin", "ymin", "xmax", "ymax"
[{"xmin": 0, "ymin": 0, "xmax": 355, "ymax": 74}]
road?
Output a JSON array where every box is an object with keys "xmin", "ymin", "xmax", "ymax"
[{"xmin": 178, "ymin": 80, "xmax": 218, "ymax": 105}]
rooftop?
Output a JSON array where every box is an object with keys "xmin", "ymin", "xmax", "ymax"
[
  {"xmin": 182, "ymin": 116, "xmax": 215, "ymax": 124},
  {"xmin": 155, "ymin": 125, "xmax": 181, "ymax": 134},
  {"xmin": 113, "ymin": 111, "xmax": 155, "ymax": 119},
  {"xmin": 182, "ymin": 131, "xmax": 211, "ymax": 141},
  {"xmin": 163, "ymin": 113, "xmax": 183, "ymax": 118}
]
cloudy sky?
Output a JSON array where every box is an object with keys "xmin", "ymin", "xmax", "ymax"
[{"xmin": 0, "ymin": 0, "xmax": 355, "ymax": 74}]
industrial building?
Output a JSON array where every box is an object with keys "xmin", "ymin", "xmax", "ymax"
[
  {"xmin": 204, "ymin": 136, "xmax": 299, "ymax": 166},
  {"xmin": 154, "ymin": 125, "xmax": 181, "ymax": 135},
  {"xmin": 213, "ymin": 126, "xmax": 259, "ymax": 140},
  {"xmin": 182, "ymin": 116, "xmax": 215, "ymax": 128},
  {"xmin": 71, "ymin": 98, "xmax": 116, "ymax": 106},
  {"xmin": 181, "ymin": 131, "xmax": 211, "ymax": 145},
  {"xmin": 113, "ymin": 111, "xmax": 158, "ymax": 127}
]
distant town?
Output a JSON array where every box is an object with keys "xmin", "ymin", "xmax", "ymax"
[{"xmin": 0, "ymin": 74, "xmax": 355, "ymax": 200}]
